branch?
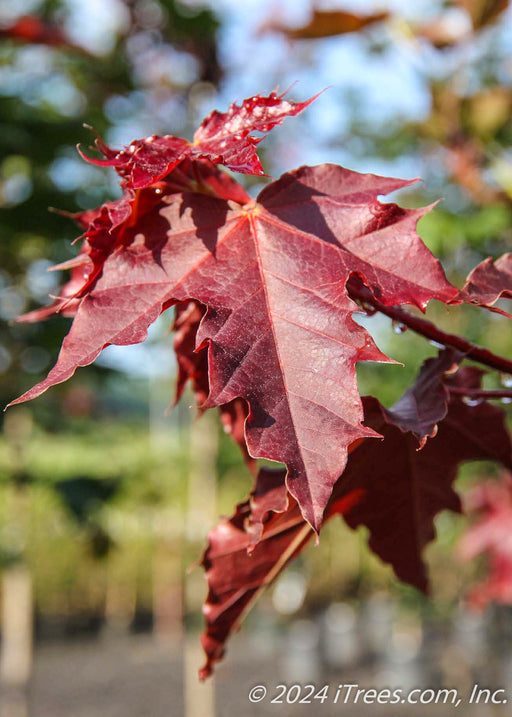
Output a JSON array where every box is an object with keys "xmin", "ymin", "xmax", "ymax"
[{"xmin": 347, "ymin": 277, "xmax": 512, "ymax": 376}]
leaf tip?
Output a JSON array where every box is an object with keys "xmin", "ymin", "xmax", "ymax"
[{"xmin": 198, "ymin": 662, "xmax": 212, "ymax": 681}]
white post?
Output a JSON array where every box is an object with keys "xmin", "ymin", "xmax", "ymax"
[
  {"xmin": 184, "ymin": 409, "xmax": 218, "ymax": 717},
  {"xmin": 0, "ymin": 566, "xmax": 33, "ymax": 686}
]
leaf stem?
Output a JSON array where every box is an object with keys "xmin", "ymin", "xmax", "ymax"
[
  {"xmin": 448, "ymin": 387, "xmax": 512, "ymax": 400},
  {"xmin": 347, "ymin": 277, "xmax": 512, "ymax": 376}
]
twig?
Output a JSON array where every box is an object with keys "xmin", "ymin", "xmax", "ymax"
[
  {"xmin": 347, "ymin": 277, "xmax": 512, "ymax": 376},
  {"xmin": 448, "ymin": 387, "xmax": 512, "ymax": 400}
]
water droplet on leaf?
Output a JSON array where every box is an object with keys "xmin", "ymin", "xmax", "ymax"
[
  {"xmin": 392, "ymin": 321, "xmax": 407, "ymax": 334},
  {"xmin": 462, "ymin": 396, "xmax": 483, "ymax": 407}
]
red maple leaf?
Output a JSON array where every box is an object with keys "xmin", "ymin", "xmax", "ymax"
[
  {"xmin": 9, "ymin": 157, "xmax": 458, "ymax": 529},
  {"xmin": 340, "ymin": 382, "xmax": 512, "ymax": 591},
  {"xmin": 79, "ymin": 91, "xmax": 319, "ymax": 188},
  {"xmin": 378, "ymin": 348, "xmax": 460, "ymax": 447},
  {"xmin": 199, "ymin": 356, "xmax": 512, "ymax": 677},
  {"xmin": 199, "ymin": 465, "xmax": 364, "ymax": 679},
  {"xmin": 460, "ymin": 253, "xmax": 512, "ymax": 310}
]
